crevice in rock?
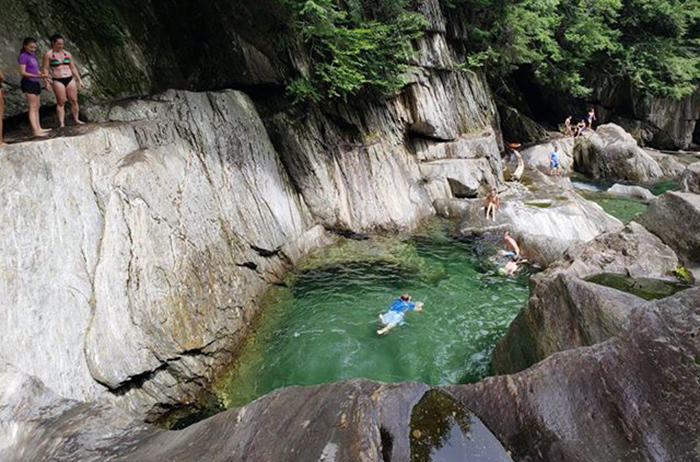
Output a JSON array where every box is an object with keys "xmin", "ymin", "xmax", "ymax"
[
  {"xmin": 328, "ymin": 228, "xmax": 370, "ymax": 241},
  {"xmin": 237, "ymin": 261, "xmax": 259, "ymax": 271},
  {"xmin": 109, "ymin": 363, "xmax": 169, "ymax": 396},
  {"xmin": 250, "ymin": 245, "xmax": 280, "ymax": 258},
  {"xmin": 379, "ymin": 426, "xmax": 394, "ymax": 462}
]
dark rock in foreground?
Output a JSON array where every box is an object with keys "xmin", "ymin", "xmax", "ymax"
[
  {"xmin": 0, "ymin": 375, "xmax": 511, "ymax": 462},
  {"xmin": 451, "ymin": 287, "xmax": 700, "ymax": 462}
]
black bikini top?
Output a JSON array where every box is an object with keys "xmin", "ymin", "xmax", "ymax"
[{"xmin": 50, "ymin": 52, "xmax": 71, "ymax": 67}]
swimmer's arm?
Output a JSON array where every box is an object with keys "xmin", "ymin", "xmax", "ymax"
[{"xmin": 41, "ymin": 53, "xmax": 52, "ymax": 89}]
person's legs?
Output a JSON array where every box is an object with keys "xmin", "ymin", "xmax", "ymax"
[
  {"xmin": 53, "ymin": 81, "xmax": 67, "ymax": 128},
  {"xmin": 486, "ymin": 203, "xmax": 493, "ymax": 220},
  {"xmin": 26, "ymin": 93, "xmax": 47, "ymax": 137},
  {"xmin": 377, "ymin": 323, "xmax": 397, "ymax": 335},
  {"xmin": 65, "ymin": 80, "xmax": 83, "ymax": 125}
]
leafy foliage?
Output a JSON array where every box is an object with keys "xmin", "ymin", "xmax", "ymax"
[
  {"xmin": 281, "ymin": 0, "xmax": 426, "ymax": 103},
  {"xmin": 449, "ymin": 0, "xmax": 700, "ymax": 99}
]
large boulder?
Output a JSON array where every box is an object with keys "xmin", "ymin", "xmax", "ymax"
[
  {"xmin": 574, "ymin": 124, "xmax": 664, "ymax": 183},
  {"xmin": 636, "ymin": 191, "xmax": 700, "ymax": 266},
  {"xmin": 682, "ymin": 162, "xmax": 700, "ymax": 193},
  {"xmin": 451, "ymin": 287, "xmax": 700, "ymax": 462},
  {"xmin": 491, "ymin": 274, "xmax": 646, "ymax": 375},
  {"xmin": 456, "ymin": 171, "xmax": 622, "ymax": 267},
  {"xmin": 0, "ymin": 373, "xmax": 512, "ymax": 462},
  {"xmin": 491, "ymin": 221, "xmax": 679, "ymax": 374},
  {"xmin": 520, "ymin": 137, "xmax": 575, "ymax": 175}
]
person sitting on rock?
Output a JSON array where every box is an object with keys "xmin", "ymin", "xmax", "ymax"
[
  {"xmin": 575, "ymin": 119, "xmax": 586, "ymax": 137},
  {"xmin": 377, "ymin": 293, "xmax": 423, "ymax": 335},
  {"xmin": 587, "ymin": 108, "xmax": 596, "ymax": 129},
  {"xmin": 0, "ymin": 71, "xmax": 4, "ymax": 145},
  {"xmin": 484, "ymin": 188, "xmax": 500, "ymax": 221},
  {"xmin": 503, "ymin": 231, "xmax": 520, "ymax": 259},
  {"xmin": 549, "ymin": 146, "xmax": 561, "ymax": 177}
]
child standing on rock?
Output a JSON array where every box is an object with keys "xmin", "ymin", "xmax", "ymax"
[{"xmin": 484, "ymin": 188, "xmax": 500, "ymax": 221}]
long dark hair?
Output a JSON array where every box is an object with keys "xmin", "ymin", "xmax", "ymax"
[
  {"xmin": 20, "ymin": 37, "xmax": 37, "ymax": 55},
  {"xmin": 50, "ymin": 34, "xmax": 64, "ymax": 45}
]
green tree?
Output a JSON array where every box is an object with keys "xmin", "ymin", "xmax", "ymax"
[{"xmin": 281, "ymin": 0, "xmax": 426, "ymax": 103}]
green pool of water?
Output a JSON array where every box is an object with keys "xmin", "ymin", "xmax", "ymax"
[
  {"xmin": 216, "ymin": 229, "xmax": 530, "ymax": 409},
  {"xmin": 581, "ymin": 192, "xmax": 648, "ymax": 223}
]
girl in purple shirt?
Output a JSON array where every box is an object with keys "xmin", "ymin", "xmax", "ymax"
[{"xmin": 18, "ymin": 37, "xmax": 50, "ymax": 137}]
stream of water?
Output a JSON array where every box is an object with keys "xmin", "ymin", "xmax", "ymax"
[{"xmin": 215, "ymin": 224, "xmax": 530, "ymax": 409}]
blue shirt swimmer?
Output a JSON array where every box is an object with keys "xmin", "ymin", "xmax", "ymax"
[
  {"xmin": 549, "ymin": 146, "xmax": 561, "ymax": 176},
  {"xmin": 377, "ymin": 293, "xmax": 424, "ymax": 335}
]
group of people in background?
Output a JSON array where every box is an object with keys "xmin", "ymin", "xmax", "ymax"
[
  {"xmin": 0, "ymin": 35, "xmax": 83, "ymax": 143},
  {"xmin": 564, "ymin": 108, "xmax": 596, "ymax": 137}
]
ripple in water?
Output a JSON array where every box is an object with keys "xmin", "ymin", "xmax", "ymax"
[{"xmin": 216, "ymin": 229, "xmax": 530, "ymax": 409}]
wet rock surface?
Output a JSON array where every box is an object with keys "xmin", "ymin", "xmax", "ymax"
[
  {"xmin": 0, "ymin": 374, "xmax": 511, "ymax": 462},
  {"xmin": 451, "ymin": 287, "xmax": 700, "ymax": 462}
]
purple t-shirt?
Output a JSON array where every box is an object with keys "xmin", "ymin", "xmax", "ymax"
[{"xmin": 18, "ymin": 51, "xmax": 40, "ymax": 82}]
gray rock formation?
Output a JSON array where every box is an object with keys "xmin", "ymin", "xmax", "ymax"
[
  {"xmin": 450, "ymin": 170, "xmax": 622, "ymax": 267},
  {"xmin": 520, "ymin": 137, "xmax": 575, "ymax": 175},
  {"xmin": 0, "ymin": 90, "xmax": 337, "ymax": 419},
  {"xmin": 574, "ymin": 124, "xmax": 664, "ymax": 182},
  {"xmin": 452, "ymin": 287, "xmax": 700, "ymax": 462},
  {"xmin": 682, "ymin": 162, "xmax": 700, "ymax": 193},
  {"xmin": 491, "ymin": 222, "xmax": 678, "ymax": 374},
  {"xmin": 0, "ymin": 373, "xmax": 512, "ymax": 462},
  {"xmin": 637, "ymin": 191, "xmax": 700, "ymax": 266},
  {"xmin": 606, "ymin": 183, "xmax": 655, "ymax": 202}
]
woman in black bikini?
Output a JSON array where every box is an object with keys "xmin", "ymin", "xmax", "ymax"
[{"xmin": 42, "ymin": 34, "xmax": 84, "ymax": 127}]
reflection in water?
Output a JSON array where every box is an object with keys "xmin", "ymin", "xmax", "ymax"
[{"xmin": 410, "ymin": 390, "xmax": 512, "ymax": 462}]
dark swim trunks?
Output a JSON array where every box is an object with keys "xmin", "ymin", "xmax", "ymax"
[{"xmin": 20, "ymin": 79, "xmax": 41, "ymax": 95}]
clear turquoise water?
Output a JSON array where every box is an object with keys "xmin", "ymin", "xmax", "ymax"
[{"xmin": 216, "ymin": 229, "xmax": 530, "ymax": 408}]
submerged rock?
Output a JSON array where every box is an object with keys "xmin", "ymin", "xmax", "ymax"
[
  {"xmin": 452, "ymin": 287, "xmax": 700, "ymax": 462},
  {"xmin": 606, "ymin": 184, "xmax": 655, "ymax": 202},
  {"xmin": 0, "ymin": 374, "xmax": 510, "ymax": 462}
]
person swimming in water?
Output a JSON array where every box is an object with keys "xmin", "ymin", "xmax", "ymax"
[
  {"xmin": 503, "ymin": 255, "xmax": 521, "ymax": 277},
  {"xmin": 484, "ymin": 188, "xmax": 500, "ymax": 221},
  {"xmin": 43, "ymin": 34, "xmax": 84, "ymax": 128},
  {"xmin": 377, "ymin": 293, "xmax": 423, "ymax": 335},
  {"xmin": 18, "ymin": 37, "xmax": 50, "ymax": 137}
]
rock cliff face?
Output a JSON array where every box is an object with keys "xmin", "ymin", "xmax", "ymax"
[
  {"xmin": 1, "ymin": 0, "xmax": 509, "ymax": 419},
  {"xmin": 0, "ymin": 90, "xmax": 336, "ymax": 419}
]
